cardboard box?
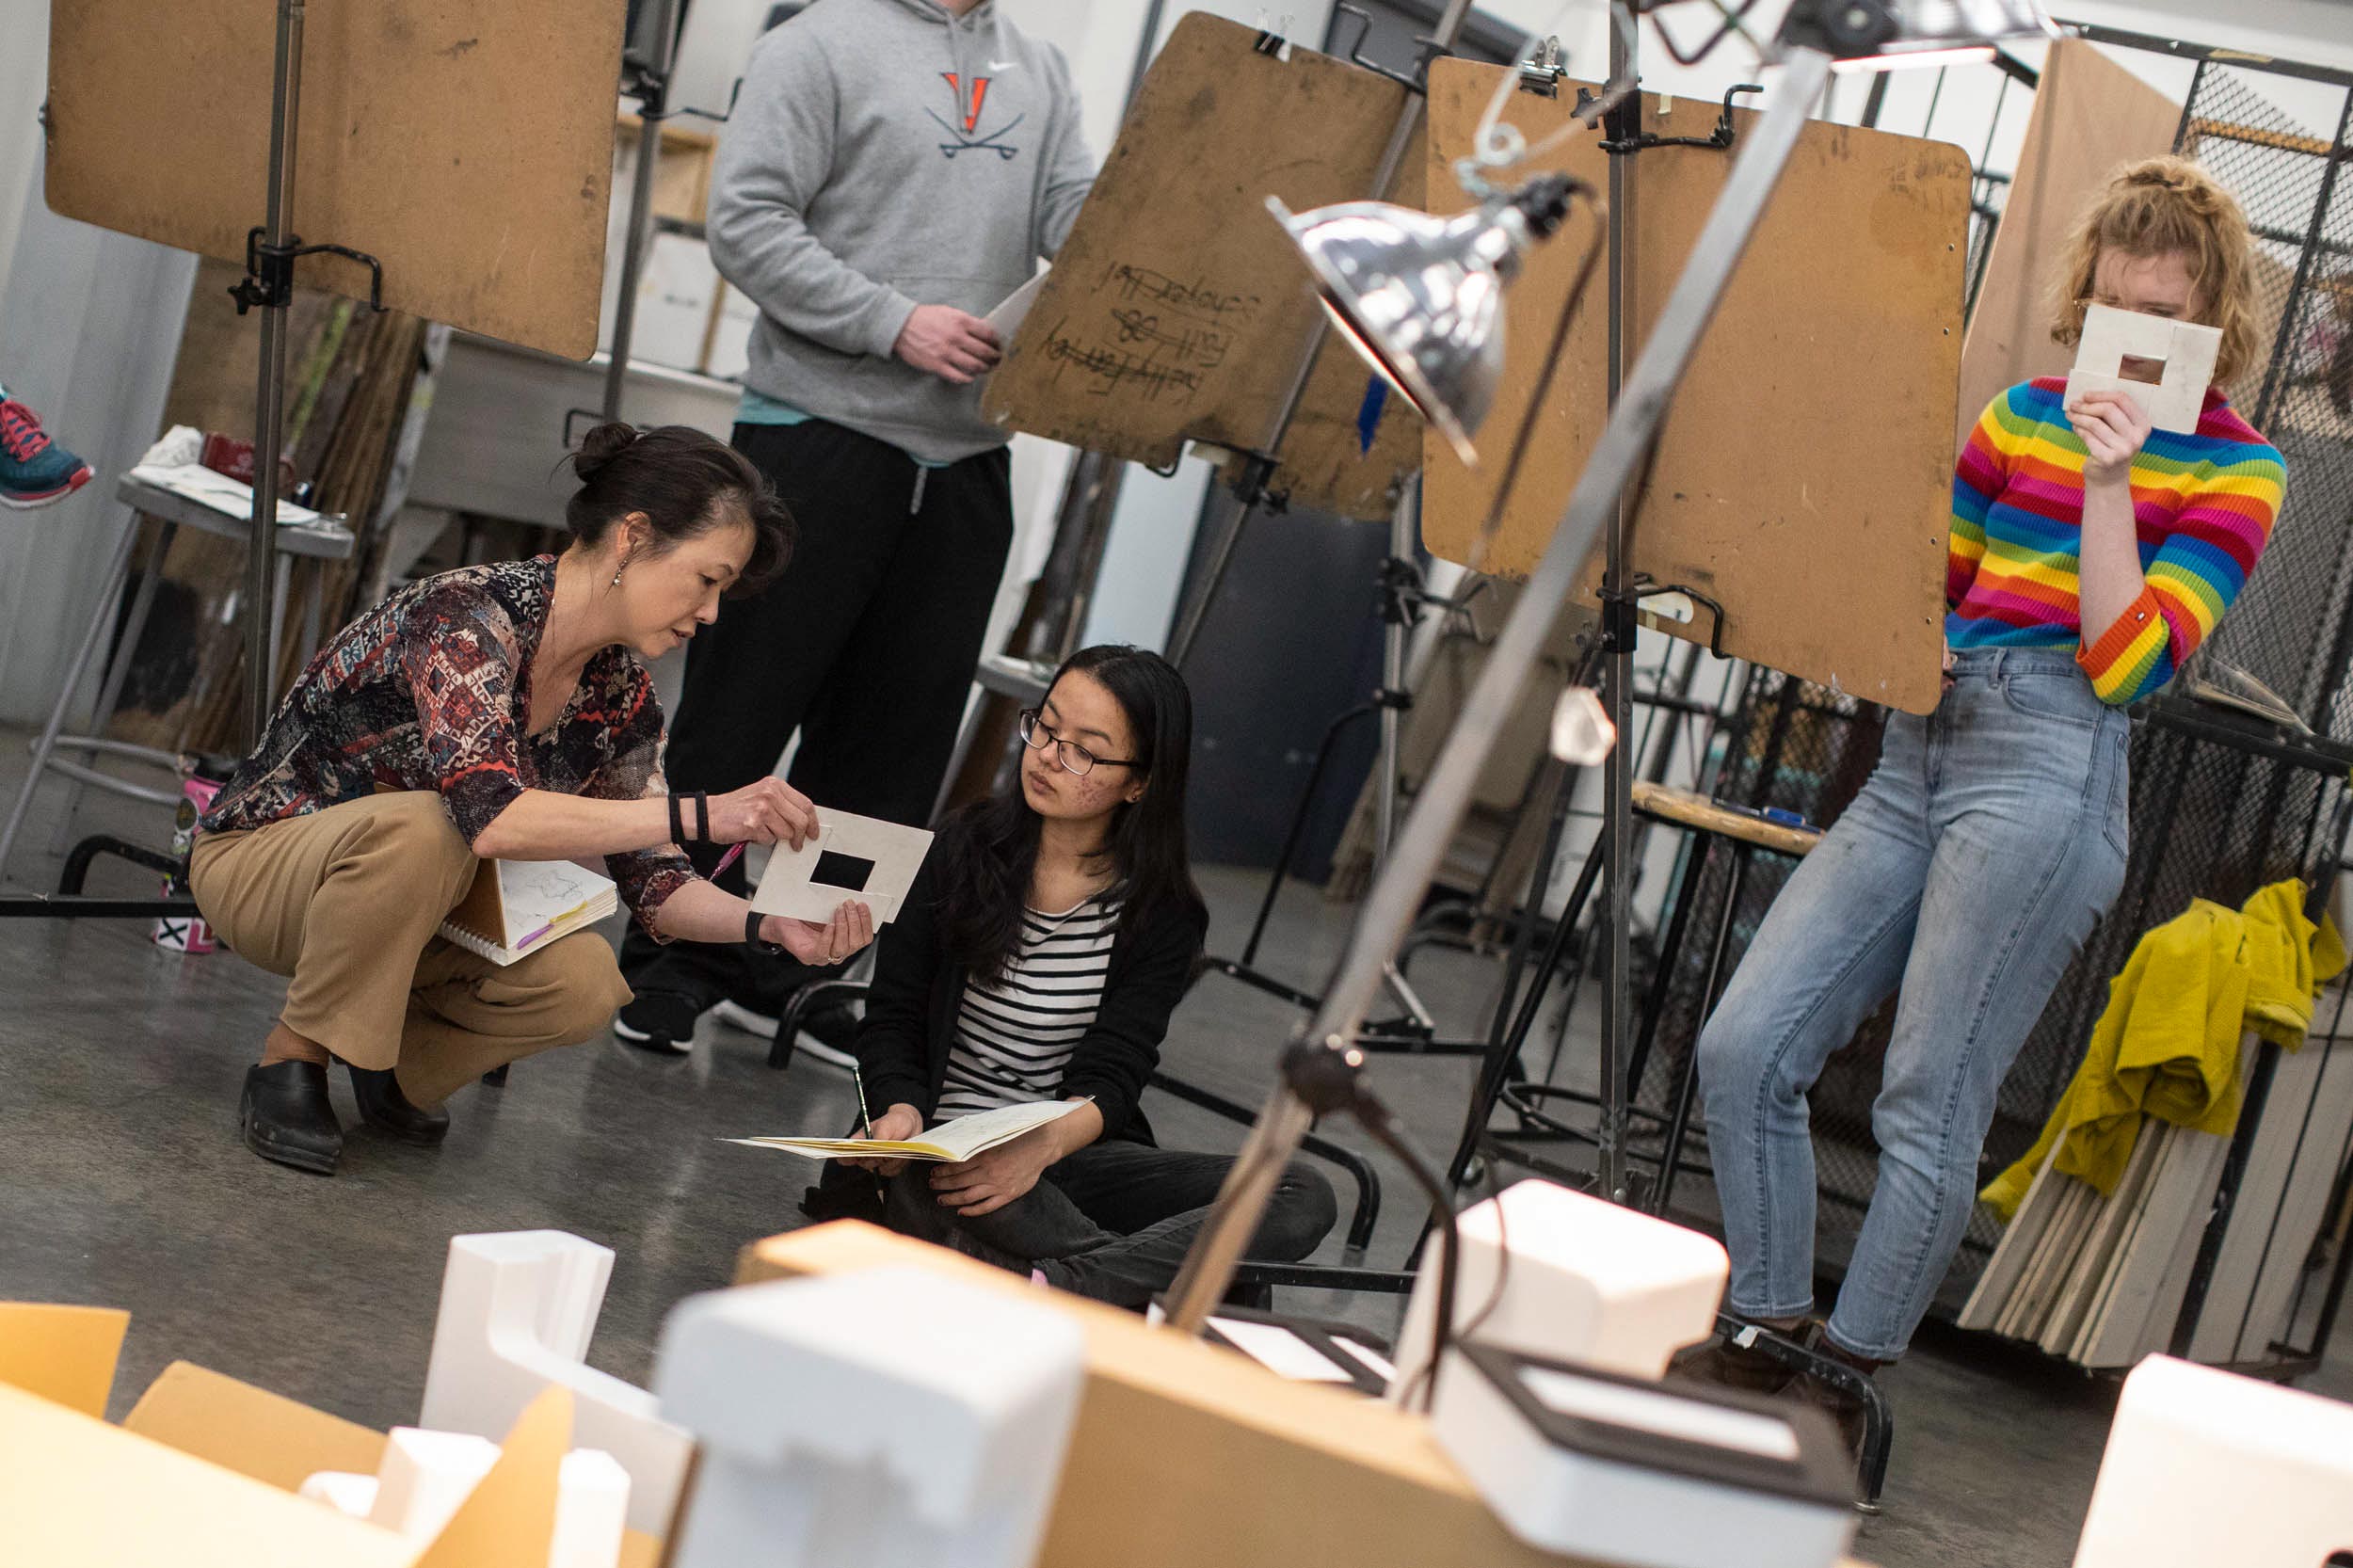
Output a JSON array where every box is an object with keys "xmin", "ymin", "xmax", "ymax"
[
  {"xmin": 0, "ymin": 1304, "xmax": 660, "ymax": 1568},
  {"xmin": 613, "ymin": 116, "xmax": 714, "ymax": 227},
  {"xmin": 702, "ymin": 281, "xmax": 760, "ymax": 383},
  {"xmin": 630, "ymin": 232, "xmax": 724, "ymax": 374},
  {"xmin": 737, "ymin": 1223, "xmax": 1879, "ymax": 1568}
]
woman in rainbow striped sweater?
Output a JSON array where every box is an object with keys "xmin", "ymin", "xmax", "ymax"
[{"xmin": 1683, "ymin": 158, "xmax": 2285, "ymax": 1456}]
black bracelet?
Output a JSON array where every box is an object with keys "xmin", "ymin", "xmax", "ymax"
[
  {"xmin": 693, "ymin": 790, "xmax": 710, "ymax": 843},
  {"xmin": 744, "ymin": 909, "xmax": 783, "ymax": 954},
  {"xmin": 668, "ymin": 793, "xmax": 685, "ymax": 846}
]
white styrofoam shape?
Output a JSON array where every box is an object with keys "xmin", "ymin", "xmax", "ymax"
[
  {"xmin": 654, "ymin": 1267, "xmax": 1087, "ymax": 1568},
  {"xmin": 298, "ymin": 1470, "xmax": 381, "ymax": 1518},
  {"xmin": 420, "ymin": 1230, "xmax": 691, "ymax": 1536},
  {"xmin": 1389, "ymin": 1179, "xmax": 1730, "ymax": 1401},
  {"xmin": 2072, "ymin": 1355, "xmax": 2353, "ymax": 1567},
  {"xmin": 370, "ymin": 1427, "xmax": 501, "ymax": 1541},
  {"xmin": 303, "ymin": 1443, "xmax": 629, "ymax": 1568},
  {"xmin": 552, "ymin": 1450, "xmax": 631, "ymax": 1568}
]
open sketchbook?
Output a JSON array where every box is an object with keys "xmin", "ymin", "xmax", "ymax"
[
  {"xmin": 726, "ymin": 1099, "xmax": 1089, "ymax": 1164},
  {"xmin": 439, "ymin": 860, "xmax": 616, "ymax": 967}
]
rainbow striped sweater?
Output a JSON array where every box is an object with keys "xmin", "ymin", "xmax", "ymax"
[{"xmin": 1948, "ymin": 377, "xmax": 2284, "ymax": 706}]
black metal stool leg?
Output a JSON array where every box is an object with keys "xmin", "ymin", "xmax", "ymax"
[
  {"xmin": 1650, "ymin": 844, "xmax": 1755, "ymax": 1217},
  {"xmin": 1444, "ymin": 832, "xmax": 1607, "ymax": 1192},
  {"xmin": 1621, "ymin": 828, "xmax": 1712, "ymax": 1110},
  {"xmin": 766, "ymin": 976, "xmax": 869, "ymax": 1070}
]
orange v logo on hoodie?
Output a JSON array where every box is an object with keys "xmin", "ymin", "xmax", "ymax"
[{"xmin": 941, "ymin": 72, "xmax": 990, "ymax": 134}]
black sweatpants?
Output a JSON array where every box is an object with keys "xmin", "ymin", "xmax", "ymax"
[
  {"xmin": 620, "ymin": 417, "xmax": 1014, "ymax": 1011},
  {"xmin": 880, "ymin": 1141, "xmax": 1339, "ymax": 1308}
]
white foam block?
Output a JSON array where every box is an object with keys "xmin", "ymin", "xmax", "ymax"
[
  {"xmin": 298, "ymin": 1470, "xmax": 381, "ymax": 1519},
  {"xmin": 371, "ymin": 1427, "xmax": 501, "ymax": 1541},
  {"xmin": 1389, "ymin": 1179, "xmax": 1729, "ymax": 1400},
  {"xmin": 421, "ymin": 1231, "xmax": 693, "ymax": 1536},
  {"xmin": 2073, "ymin": 1355, "xmax": 2353, "ymax": 1566},
  {"xmin": 552, "ymin": 1449, "xmax": 632, "ymax": 1568},
  {"xmin": 656, "ymin": 1267, "xmax": 1086, "ymax": 1568}
]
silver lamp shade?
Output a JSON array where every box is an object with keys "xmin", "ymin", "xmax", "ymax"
[{"xmin": 1268, "ymin": 194, "xmax": 1542, "ymax": 467}]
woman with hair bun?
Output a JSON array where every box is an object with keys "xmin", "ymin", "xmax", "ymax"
[
  {"xmin": 1679, "ymin": 157, "xmax": 2286, "ymax": 1461},
  {"xmin": 192, "ymin": 424, "xmax": 876, "ymax": 1176}
]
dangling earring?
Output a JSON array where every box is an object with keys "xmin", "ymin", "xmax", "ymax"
[{"xmin": 611, "ymin": 568, "xmax": 622, "ymax": 587}]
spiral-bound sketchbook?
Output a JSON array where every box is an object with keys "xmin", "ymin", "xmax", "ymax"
[{"xmin": 439, "ymin": 860, "xmax": 616, "ymax": 967}]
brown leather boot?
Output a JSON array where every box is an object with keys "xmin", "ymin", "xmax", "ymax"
[{"xmin": 1668, "ymin": 1321, "xmax": 1802, "ymax": 1397}]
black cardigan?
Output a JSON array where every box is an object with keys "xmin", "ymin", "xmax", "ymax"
[{"xmin": 855, "ymin": 850, "xmax": 1208, "ymax": 1146}]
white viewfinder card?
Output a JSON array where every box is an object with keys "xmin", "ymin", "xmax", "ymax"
[
  {"xmin": 2065, "ymin": 303, "xmax": 2221, "ymax": 434},
  {"xmin": 748, "ymin": 810, "xmax": 934, "ymax": 927}
]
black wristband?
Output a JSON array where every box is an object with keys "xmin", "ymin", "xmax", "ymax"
[
  {"xmin": 745, "ymin": 910, "xmax": 783, "ymax": 954},
  {"xmin": 693, "ymin": 791, "xmax": 711, "ymax": 843},
  {"xmin": 668, "ymin": 793, "xmax": 686, "ymax": 846}
]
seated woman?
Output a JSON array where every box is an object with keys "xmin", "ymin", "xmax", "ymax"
[
  {"xmin": 836, "ymin": 645, "xmax": 1337, "ymax": 1305},
  {"xmin": 193, "ymin": 424, "xmax": 875, "ymax": 1176}
]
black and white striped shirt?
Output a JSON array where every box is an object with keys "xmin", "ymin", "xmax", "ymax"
[{"xmin": 936, "ymin": 892, "xmax": 1124, "ymax": 1118}]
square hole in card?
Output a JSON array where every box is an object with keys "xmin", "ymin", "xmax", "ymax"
[{"xmin": 811, "ymin": 851, "xmax": 878, "ymax": 893}]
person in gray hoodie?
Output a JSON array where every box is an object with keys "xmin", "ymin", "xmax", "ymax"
[{"xmin": 616, "ymin": 0, "xmax": 1096, "ymax": 1056}]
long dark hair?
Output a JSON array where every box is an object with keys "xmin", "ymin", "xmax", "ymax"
[
  {"xmin": 566, "ymin": 422, "xmax": 794, "ymax": 591},
  {"xmin": 936, "ymin": 645, "xmax": 1206, "ymax": 982}
]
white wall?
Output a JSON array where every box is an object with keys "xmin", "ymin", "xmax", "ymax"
[
  {"xmin": 0, "ymin": 2, "xmax": 198, "ymax": 728},
  {"xmin": 0, "ymin": 0, "xmax": 46, "ymax": 313}
]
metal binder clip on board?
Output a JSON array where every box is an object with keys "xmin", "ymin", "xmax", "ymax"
[{"xmin": 1431, "ymin": 1343, "xmax": 1857, "ymax": 1568}]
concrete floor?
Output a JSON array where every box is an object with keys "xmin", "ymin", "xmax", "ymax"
[{"xmin": 1, "ymin": 728, "xmax": 2346, "ymax": 1568}]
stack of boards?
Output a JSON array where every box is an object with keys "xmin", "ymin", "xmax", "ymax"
[{"xmin": 1961, "ymin": 1026, "xmax": 2353, "ymax": 1366}]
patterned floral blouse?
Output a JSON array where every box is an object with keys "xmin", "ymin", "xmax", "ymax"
[{"xmin": 201, "ymin": 555, "xmax": 695, "ymax": 935}]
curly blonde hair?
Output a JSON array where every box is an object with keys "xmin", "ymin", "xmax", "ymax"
[{"xmin": 2046, "ymin": 155, "xmax": 2261, "ymax": 388}]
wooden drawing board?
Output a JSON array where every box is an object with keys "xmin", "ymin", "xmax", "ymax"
[
  {"xmin": 1957, "ymin": 39, "xmax": 2183, "ymax": 447},
  {"xmin": 46, "ymin": 0, "xmax": 628, "ymax": 359},
  {"xmin": 980, "ymin": 12, "xmax": 1424, "ymax": 521},
  {"xmin": 1421, "ymin": 62, "xmax": 1970, "ymax": 715}
]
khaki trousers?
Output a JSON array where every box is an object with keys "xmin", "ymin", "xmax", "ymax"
[{"xmin": 190, "ymin": 791, "xmax": 633, "ymax": 1107}]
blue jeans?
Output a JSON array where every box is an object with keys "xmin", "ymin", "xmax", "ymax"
[{"xmin": 1696, "ymin": 648, "xmax": 2130, "ymax": 1360}]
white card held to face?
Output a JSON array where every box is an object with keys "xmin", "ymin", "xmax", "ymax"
[
  {"xmin": 2065, "ymin": 303, "xmax": 2222, "ymax": 435},
  {"xmin": 748, "ymin": 810, "xmax": 934, "ymax": 927}
]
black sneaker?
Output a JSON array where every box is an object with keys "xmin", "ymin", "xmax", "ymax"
[
  {"xmin": 713, "ymin": 997, "xmax": 859, "ymax": 1069},
  {"xmin": 613, "ymin": 989, "xmax": 702, "ymax": 1054}
]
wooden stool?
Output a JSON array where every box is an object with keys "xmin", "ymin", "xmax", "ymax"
[{"xmin": 1469, "ymin": 781, "xmax": 1824, "ymax": 1218}]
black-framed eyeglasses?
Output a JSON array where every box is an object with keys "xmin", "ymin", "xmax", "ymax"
[{"xmin": 1018, "ymin": 709, "xmax": 1137, "ymax": 776}]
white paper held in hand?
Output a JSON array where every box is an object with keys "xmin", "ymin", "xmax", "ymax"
[
  {"xmin": 726, "ymin": 1099, "xmax": 1089, "ymax": 1163},
  {"xmin": 2064, "ymin": 304, "xmax": 2221, "ymax": 435},
  {"xmin": 984, "ymin": 268, "xmax": 1050, "ymax": 343},
  {"xmin": 748, "ymin": 809, "xmax": 933, "ymax": 926}
]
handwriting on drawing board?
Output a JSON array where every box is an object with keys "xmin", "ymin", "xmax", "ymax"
[
  {"xmin": 1103, "ymin": 264, "xmax": 1261, "ymax": 324},
  {"xmin": 1033, "ymin": 260, "xmax": 1266, "ymax": 407}
]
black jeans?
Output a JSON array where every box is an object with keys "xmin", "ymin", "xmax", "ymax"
[
  {"xmin": 881, "ymin": 1140, "xmax": 1339, "ymax": 1308},
  {"xmin": 620, "ymin": 417, "xmax": 1015, "ymax": 1012}
]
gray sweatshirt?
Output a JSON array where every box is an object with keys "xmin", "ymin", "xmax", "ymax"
[{"xmin": 707, "ymin": 0, "xmax": 1096, "ymax": 464}]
